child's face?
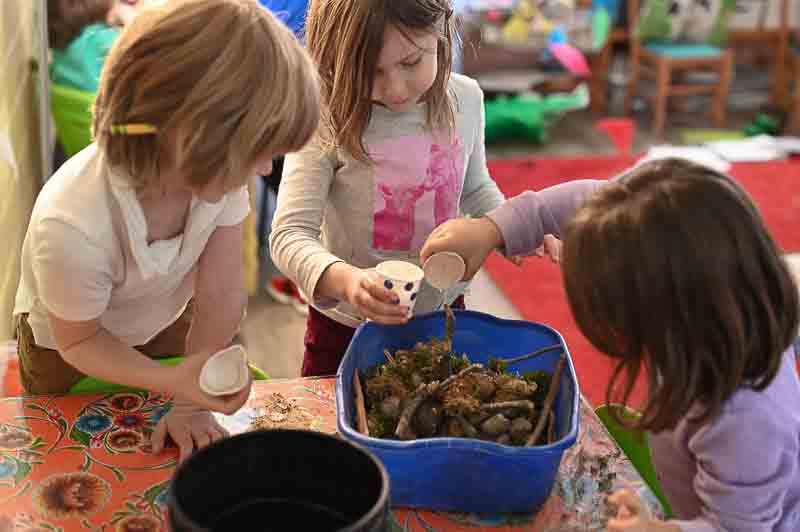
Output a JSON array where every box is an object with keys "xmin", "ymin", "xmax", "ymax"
[
  {"xmin": 191, "ymin": 152, "xmax": 275, "ymax": 204},
  {"xmin": 371, "ymin": 24, "xmax": 438, "ymax": 113}
]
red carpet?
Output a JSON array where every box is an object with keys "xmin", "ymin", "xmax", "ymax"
[{"xmin": 485, "ymin": 156, "xmax": 800, "ymax": 406}]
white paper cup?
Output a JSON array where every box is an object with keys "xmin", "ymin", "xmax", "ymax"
[
  {"xmin": 423, "ymin": 251, "xmax": 466, "ymax": 291},
  {"xmin": 375, "ymin": 260, "xmax": 425, "ymax": 315}
]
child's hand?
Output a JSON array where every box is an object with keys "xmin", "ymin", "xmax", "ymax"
[
  {"xmin": 421, "ymin": 217, "xmax": 504, "ymax": 280},
  {"xmin": 169, "ymin": 351, "xmax": 253, "ymax": 415},
  {"xmin": 607, "ymin": 490, "xmax": 679, "ymax": 532},
  {"xmin": 150, "ymin": 401, "xmax": 229, "ymax": 462},
  {"xmin": 343, "ymin": 268, "xmax": 410, "ymax": 325},
  {"xmin": 534, "ymin": 234, "xmax": 562, "ymax": 264}
]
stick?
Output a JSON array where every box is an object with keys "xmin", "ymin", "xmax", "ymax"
[
  {"xmin": 503, "ymin": 344, "xmax": 563, "ymax": 367},
  {"xmin": 444, "ymin": 303, "xmax": 455, "ymax": 351},
  {"xmin": 383, "ymin": 349, "xmax": 395, "ymax": 363},
  {"xmin": 439, "ymin": 363, "xmax": 482, "ymax": 391},
  {"xmin": 481, "ymin": 400, "xmax": 536, "ymax": 414},
  {"xmin": 547, "ymin": 409, "xmax": 556, "ymax": 444},
  {"xmin": 394, "ymin": 387, "xmax": 428, "ymax": 440},
  {"xmin": 353, "ymin": 370, "xmax": 369, "ymax": 436},
  {"xmin": 454, "ymin": 414, "xmax": 479, "ymax": 438},
  {"xmin": 526, "ymin": 353, "xmax": 565, "ymax": 447}
]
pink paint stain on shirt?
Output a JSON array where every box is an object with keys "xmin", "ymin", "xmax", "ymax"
[{"xmin": 370, "ymin": 133, "xmax": 464, "ymax": 251}]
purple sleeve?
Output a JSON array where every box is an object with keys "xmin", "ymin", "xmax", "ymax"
[
  {"xmin": 485, "ymin": 179, "xmax": 605, "ymax": 257},
  {"xmin": 679, "ymin": 400, "xmax": 799, "ymax": 531}
]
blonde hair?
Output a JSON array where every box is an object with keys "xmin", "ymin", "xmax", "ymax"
[
  {"xmin": 306, "ymin": 0, "xmax": 455, "ymax": 162},
  {"xmin": 93, "ymin": 0, "xmax": 320, "ymax": 190}
]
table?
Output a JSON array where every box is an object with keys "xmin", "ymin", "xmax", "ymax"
[{"xmin": 0, "ymin": 378, "xmax": 663, "ymax": 531}]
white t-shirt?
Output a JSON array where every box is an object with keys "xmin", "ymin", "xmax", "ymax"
[{"xmin": 14, "ymin": 144, "xmax": 249, "ymax": 349}]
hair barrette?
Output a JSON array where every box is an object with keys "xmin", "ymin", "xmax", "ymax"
[{"xmin": 110, "ymin": 123, "xmax": 158, "ymax": 135}]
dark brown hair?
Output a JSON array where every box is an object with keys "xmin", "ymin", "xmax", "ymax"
[
  {"xmin": 306, "ymin": 0, "xmax": 456, "ymax": 162},
  {"xmin": 562, "ymin": 158, "xmax": 799, "ymax": 432},
  {"xmin": 48, "ymin": 0, "xmax": 112, "ymax": 50}
]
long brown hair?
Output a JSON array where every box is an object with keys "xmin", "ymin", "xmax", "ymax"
[
  {"xmin": 305, "ymin": 0, "xmax": 456, "ymax": 162},
  {"xmin": 562, "ymin": 158, "xmax": 799, "ymax": 432},
  {"xmin": 93, "ymin": 0, "xmax": 320, "ymax": 190},
  {"xmin": 48, "ymin": 0, "xmax": 112, "ymax": 50}
]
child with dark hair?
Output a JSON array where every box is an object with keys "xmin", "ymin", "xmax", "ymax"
[
  {"xmin": 423, "ymin": 158, "xmax": 800, "ymax": 531},
  {"xmin": 47, "ymin": 0, "xmax": 137, "ymax": 92}
]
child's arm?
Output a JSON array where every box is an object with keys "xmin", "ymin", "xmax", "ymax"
[
  {"xmin": 666, "ymin": 403, "xmax": 799, "ymax": 532},
  {"xmin": 270, "ymin": 133, "xmax": 408, "ymax": 324},
  {"xmin": 421, "ymin": 180, "xmax": 604, "ymax": 279},
  {"xmin": 459, "ymin": 79, "xmax": 505, "ymax": 218},
  {"xmin": 185, "ymin": 222, "xmax": 247, "ymax": 355}
]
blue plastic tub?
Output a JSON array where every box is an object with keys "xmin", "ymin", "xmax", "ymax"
[{"xmin": 336, "ymin": 310, "xmax": 580, "ymax": 514}]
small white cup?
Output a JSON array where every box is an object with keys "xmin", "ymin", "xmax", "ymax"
[
  {"xmin": 375, "ymin": 260, "xmax": 425, "ymax": 315},
  {"xmin": 423, "ymin": 251, "xmax": 466, "ymax": 291}
]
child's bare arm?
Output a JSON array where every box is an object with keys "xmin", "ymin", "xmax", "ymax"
[
  {"xmin": 50, "ymin": 313, "xmax": 247, "ymax": 414},
  {"xmin": 186, "ymin": 223, "xmax": 247, "ymax": 356}
]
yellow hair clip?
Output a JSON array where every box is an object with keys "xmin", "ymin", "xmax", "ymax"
[{"xmin": 110, "ymin": 123, "xmax": 158, "ymax": 135}]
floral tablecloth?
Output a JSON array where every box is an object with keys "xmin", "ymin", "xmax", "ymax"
[{"xmin": 0, "ymin": 378, "xmax": 662, "ymax": 531}]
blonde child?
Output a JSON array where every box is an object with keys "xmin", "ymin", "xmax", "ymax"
[
  {"xmin": 424, "ymin": 159, "xmax": 800, "ymax": 531},
  {"xmin": 270, "ymin": 0, "xmax": 601, "ymax": 376},
  {"xmin": 15, "ymin": 0, "xmax": 320, "ymax": 461}
]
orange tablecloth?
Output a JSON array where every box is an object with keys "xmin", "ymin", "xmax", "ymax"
[{"xmin": 0, "ymin": 378, "xmax": 662, "ymax": 531}]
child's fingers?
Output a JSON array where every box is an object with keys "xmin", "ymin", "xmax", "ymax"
[
  {"xmin": 543, "ymin": 235, "xmax": 562, "ymax": 264},
  {"xmin": 608, "ymin": 489, "xmax": 643, "ymax": 516},
  {"xmin": 150, "ymin": 418, "xmax": 168, "ymax": 454},
  {"xmin": 363, "ymin": 273, "xmax": 400, "ymax": 304}
]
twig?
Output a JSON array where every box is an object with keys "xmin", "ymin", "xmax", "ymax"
[
  {"xmin": 547, "ymin": 409, "xmax": 556, "ymax": 444},
  {"xmin": 444, "ymin": 304, "xmax": 455, "ymax": 351},
  {"xmin": 394, "ymin": 386, "xmax": 429, "ymax": 440},
  {"xmin": 438, "ymin": 364, "xmax": 482, "ymax": 392},
  {"xmin": 526, "ymin": 353, "xmax": 565, "ymax": 446},
  {"xmin": 454, "ymin": 414, "xmax": 479, "ymax": 438},
  {"xmin": 383, "ymin": 349, "xmax": 395, "ymax": 363},
  {"xmin": 504, "ymin": 344, "xmax": 563, "ymax": 367},
  {"xmin": 353, "ymin": 370, "xmax": 369, "ymax": 436},
  {"xmin": 481, "ymin": 400, "xmax": 536, "ymax": 414}
]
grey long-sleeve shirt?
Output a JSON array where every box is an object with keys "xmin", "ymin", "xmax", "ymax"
[{"xmin": 271, "ymin": 74, "xmax": 505, "ymax": 327}]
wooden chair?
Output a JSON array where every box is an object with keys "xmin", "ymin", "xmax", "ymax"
[
  {"xmin": 787, "ymin": 47, "xmax": 800, "ymax": 134},
  {"xmin": 625, "ymin": 0, "xmax": 734, "ymax": 136}
]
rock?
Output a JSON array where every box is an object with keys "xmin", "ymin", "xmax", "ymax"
[
  {"xmin": 495, "ymin": 434, "xmax": 511, "ymax": 445},
  {"xmin": 510, "ymin": 417, "xmax": 533, "ymax": 439},
  {"xmin": 480, "ymin": 414, "xmax": 511, "ymax": 436},
  {"xmin": 413, "ymin": 400, "xmax": 443, "ymax": 438},
  {"xmin": 379, "ymin": 396, "xmax": 401, "ymax": 419}
]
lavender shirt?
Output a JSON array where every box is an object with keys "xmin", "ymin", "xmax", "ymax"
[{"xmin": 488, "ymin": 187, "xmax": 800, "ymax": 531}]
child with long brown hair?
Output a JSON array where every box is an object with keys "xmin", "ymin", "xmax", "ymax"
[
  {"xmin": 16, "ymin": 0, "xmax": 320, "ymax": 461},
  {"xmin": 270, "ymin": 0, "xmax": 601, "ymax": 376},
  {"xmin": 424, "ymin": 158, "xmax": 800, "ymax": 531}
]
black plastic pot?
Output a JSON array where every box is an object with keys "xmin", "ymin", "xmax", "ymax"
[{"xmin": 168, "ymin": 429, "xmax": 390, "ymax": 532}]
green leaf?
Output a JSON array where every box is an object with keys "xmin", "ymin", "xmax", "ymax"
[
  {"xmin": 143, "ymin": 480, "xmax": 169, "ymax": 503},
  {"xmin": 26, "ymin": 403, "xmax": 48, "ymax": 414},
  {"xmin": 70, "ymin": 426, "xmax": 91, "ymax": 448},
  {"xmin": 12, "ymin": 457, "xmax": 31, "ymax": 484}
]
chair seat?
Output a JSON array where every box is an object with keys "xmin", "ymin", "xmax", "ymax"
[{"xmin": 644, "ymin": 42, "xmax": 722, "ymax": 58}]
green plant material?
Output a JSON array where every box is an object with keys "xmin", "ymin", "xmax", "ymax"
[{"xmin": 359, "ymin": 311, "xmax": 559, "ymax": 446}]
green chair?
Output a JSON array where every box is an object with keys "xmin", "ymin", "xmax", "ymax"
[
  {"xmin": 595, "ymin": 403, "xmax": 673, "ymax": 517},
  {"xmin": 68, "ymin": 356, "xmax": 269, "ymax": 395},
  {"xmin": 50, "ymin": 83, "xmax": 96, "ymax": 157}
]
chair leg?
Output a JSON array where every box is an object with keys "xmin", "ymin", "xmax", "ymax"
[
  {"xmin": 590, "ymin": 45, "xmax": 611, "ymax": 114},
  {"xmin": 625, "ymin": 47, "xmax": 640, "ymax": 115},
  {"xmin": 653, "ymin": 60, "xmax": 671, "ymax": 138},
  {"xmin": 712, "ymin": 51, "xmax": 733, "ymax": 128}
]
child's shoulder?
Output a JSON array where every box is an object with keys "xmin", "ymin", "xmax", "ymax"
[{"xmin": 448, "ymin": 73, "xmax": 482, "ymax": 101}]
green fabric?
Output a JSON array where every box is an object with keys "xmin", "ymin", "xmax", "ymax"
[
  {"xmin": 51, "ymin": 23, "xmax": 119, "ymax": 93},
  {"xmin": 50, "ymin": 84, "xmax": 95, "ymax": 156},
  {"xmin": 68, "ymin": 357, "xmax": 269, "ymax": 395},
  {"xmin": 595, "ymin": 404, "xmax": 673, "ymax": 518},
  {"xmin": 637, "ymin": 0, "xmax": 734, "ymax": 47},
  {"xmin": 484, "ymin": 84, "xmax": 589, "ymax": 144}
]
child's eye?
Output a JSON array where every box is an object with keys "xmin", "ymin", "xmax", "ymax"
[{"xmin": 401, "ymin": 57, "xmax": 423, "ymax": 68}]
